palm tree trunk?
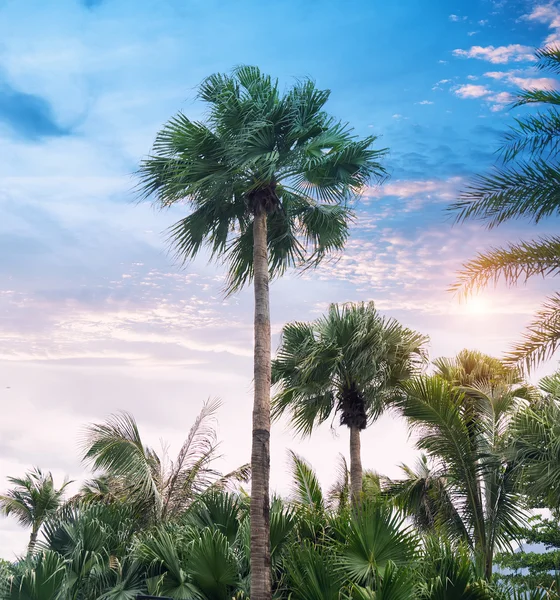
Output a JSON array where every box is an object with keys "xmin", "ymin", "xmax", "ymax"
[
  {"xmin": 250, "ymin": 210, "xmax": 272, "ymax": 600},
  {"xmin": 28, "ymin": 529, "xmax": 38, "ymax": 554},
  {"xmin": 349, "ymin": 425, "xmax": 363, "ymax": 505}
]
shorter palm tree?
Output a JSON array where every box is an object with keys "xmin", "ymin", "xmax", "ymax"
[
  {"xmin": 272, "ymin": 302, "xmax": 427, "ymax": 504},
  {"xmin": 0, "ymin": 468, "xmax": 71, "ymax": 553},
  {"xmin": 80, "ymin": 398, "xmax": 249, "ymax": 523}
]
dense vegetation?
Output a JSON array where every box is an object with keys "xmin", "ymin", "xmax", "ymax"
[{"xmin": 3, "ymin": 46, "xmax": 560, "ymax": 600}]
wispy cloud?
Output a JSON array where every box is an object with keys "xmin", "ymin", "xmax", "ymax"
[
  {"xmin": 453, "ymin": 44, "xmax": 536, "ymax": 64},
  {"xmin": 449, "ymin": 14, "xmax": 467, "ymax": 22},
  {"xmin": 416, "ymin": 100, "xmax": 434, "ymax": 105},
  {"xmin": 367, "ymin": 177, "xmax": 462, "ymax": 201},
  {"xmin": 485, "ymin": 69, "xmax": 558, "ymax": 90}
]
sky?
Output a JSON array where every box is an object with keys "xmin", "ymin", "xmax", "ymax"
[{"xmin": 1, "ymin": 0, "xmax": 560, "ymax": 558}]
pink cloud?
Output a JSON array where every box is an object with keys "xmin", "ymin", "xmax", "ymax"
[
  {"xmin": 453, "ymin": 44, "xmax": 536, "ymax": 64},
  {"xmin": 367, "ymin": 178, "xmax": 462, "ymax": 201}
]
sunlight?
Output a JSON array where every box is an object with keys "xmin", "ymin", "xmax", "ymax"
[{"xmin": 464, "ymin": 296, "xmax": 489, "ymax": 315}]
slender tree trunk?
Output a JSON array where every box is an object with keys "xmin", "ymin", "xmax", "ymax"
[
  {"xmin": 349, "ymin": 425, "xmax": 363, "ymax": 505},
  {"xmin": 250, "ymin": 210, "xmax": 271, "ymax": 600},
  {"xmin": 484, "ymin": 549, "xmax": 493, "ymax": 581},
  {"xmin": 28, "ymin": 529, "xmax": 38, "ymax": 554}
]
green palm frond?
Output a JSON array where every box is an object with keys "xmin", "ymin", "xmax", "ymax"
[
  {"xmin": 505, "ymin": 294, "xmax": 560, "ymax": 371},
  {"xmin": 449, "ymin": 160, "xmax": 560, "ymax": 228},
  {"xmin": 284, "ymin": 542, "xmax": 344, "ymax": 600},
  {"xmin": 500, "ymin": 111, "xmax": 560, "ymax": 161},
  {"xmin": 3, "ymin": 551, "xmax": 68, "ymax": 600},
  {"xmin": 451, "ymin": 237, "xmax": 560, "ymax": 297},
  {"xmin": 288, "ymin": 451, "xmax": 324, "ymax": 512},
  {"xmin": 535, "ymin": 46, "xmax": 560, "ymax": 74},
  {"xmin": 137, "ymin": 66, "xmax": 386, "ymax": 292},
  {"xmin": 336, "ymin": 499, "xmax": 418, "ymax": 587}
]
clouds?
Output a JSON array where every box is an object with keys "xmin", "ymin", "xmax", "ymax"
[
  {"xmin": 453, "ymin": 44, "xmax": 536, "ymax": 64},
  {"xmin": 485, "ymin": 70, "xmax": 558, "ymax": 91},
  {"xmin": 0, "ymin": 81, "xmax": 69, "ymax": 139},
  {"xmin": 524, "ymin": 2, "xmax": 560, "ymax": 45}
]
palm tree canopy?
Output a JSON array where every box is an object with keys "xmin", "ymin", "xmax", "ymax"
[
  {"xmin": 136, "ymin": 66, "xmax": 387, "ymax": 291},
  {"xmin": 271, "ymin": 302, "xmax": 428, "ymax": 435},
  {"xmin": 0, "ymin": 468, "xmax": 70, "ymax": 532}
]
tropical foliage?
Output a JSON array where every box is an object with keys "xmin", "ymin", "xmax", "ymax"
[
  {"xmin": 388, "ymin": 350, "xmax": 530, "ymax": 580},
  {"xmin": 450, "ymin": 46, "xmax": 560, "ymax": 371}
]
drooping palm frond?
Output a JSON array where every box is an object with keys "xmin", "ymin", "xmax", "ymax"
[
  {"xmin": 505, "ymin": 294, "xmax": 560, "ymax": 371},
  {"xmin": 451, "ymin": 237, "xmax": 560, "ymax": 297},
  {"xmin": 500, "ymin": 111, "xmax": 560, "ymax": 161}
]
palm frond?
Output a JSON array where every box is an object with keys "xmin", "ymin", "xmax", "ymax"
[
  {"xmin": 451, "ymin": 237, "xmax": 560, "ymax": 297},
  {"xmin": 505, "ymin": 294, "xmax": 560, "ymax": 371},
  {"xmin": 449, "ymin": 160, "xmax": 560, "ymax": 228}
]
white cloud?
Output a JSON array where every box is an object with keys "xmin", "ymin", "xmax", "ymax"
[
  {"xmin": 453, "ymin": 44, "xmax": 536, "ymax": 64},
  {"xmin": 485, "ymin": 70, "xmax": 558, "ymax": 90},
  {"xmin": 454, "ymin": 84, "xmax": 492, "ymax": 98},
  {"xmin": 468, "ymin": 31, "xmax": 479, "ymax": 36},
  {"xmin": 478, "ymin": 19, "xmax": 489, "ymax": 25},
  {"xmin": 449, "ymin": 14, "xmax": 467, "ymax": 21},
  {"xmin": 416, "ymin": 100, "xmax": 434, "ymax": 105},
  {"xmin": 523, "ymin": 3, "xmax": 560, "ymax": 45},
  {"xmin": 488, "ymin": 91, "xmax": 516, "ymax": 111}
]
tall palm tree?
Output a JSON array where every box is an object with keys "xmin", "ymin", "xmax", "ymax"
[
  {"xmin": 0, "ymin": 468, "xmax": 71, "ymax": 553},
  {"xmin": 272, "ymin": 302, "xmax": 427, "ymax": 504},
  {"xmin": 394, "ymin": 351, "xmax": 529, "ymax": 580},
  {"xmin": 81, "ymin": 399, "xmax": 249, "ymax": 523},
  {"xmin": 449, "ymin": 46, "xmax": 560, "ymax": 371},
  {"xmin": 136, "ymin": 66, "xmax": 387, "ymax": 599}
]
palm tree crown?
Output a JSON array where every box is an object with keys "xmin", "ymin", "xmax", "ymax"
[
  {"xmin": 0, "ymin": 468, "xmax": 71, "ymax": 553},
  {"xmin": 450, "ymin": 46, "xmax": 560, "ymax": 371},
  {"xmin": 272, "ymin": 302, "xmax": 427, "ymax": 502},
  {"xmin": 137, "ymin": 65, "xmax": 387, "ymax": 291}
]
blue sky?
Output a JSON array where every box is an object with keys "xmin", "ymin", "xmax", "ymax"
[{"xmin": 1, "ymin": 0, "xmax": 559, "ymax": 556}]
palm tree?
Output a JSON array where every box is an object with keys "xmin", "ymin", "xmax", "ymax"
[
  {"xmin": 394, "ymin": 351, "xmax": 529, "ymax": 580},
  {"xmin": 449, "ymin": 45, "xmax": 560, "ymax": 371},
  {"xmin": 81, "ymin": 398, "xmax": 249, "ymax": 523},
  {"xmin": 0, "ymin": 468, "xmax": 71, "ymax": 553},
  {"xmin": 136, "ymin": 66, "xmax": 387, "ymax": 600},
  {"xmin": 271, "ymin": 302, "xmax": 427, "ymax": 504}
]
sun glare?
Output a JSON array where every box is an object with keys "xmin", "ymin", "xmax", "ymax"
[{"xmin": 464, "ymin": 296, "xmax": 489, "ymax": 315}]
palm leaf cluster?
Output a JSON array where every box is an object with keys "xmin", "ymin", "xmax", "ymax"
[{"xmin": 450, "ymin": 46, "xmax": 560, "ymax": 371}]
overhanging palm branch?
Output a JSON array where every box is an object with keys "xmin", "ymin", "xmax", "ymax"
[{"xmin": 449, "ymin": 45, "xmax": 560, "ymax": 371}]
